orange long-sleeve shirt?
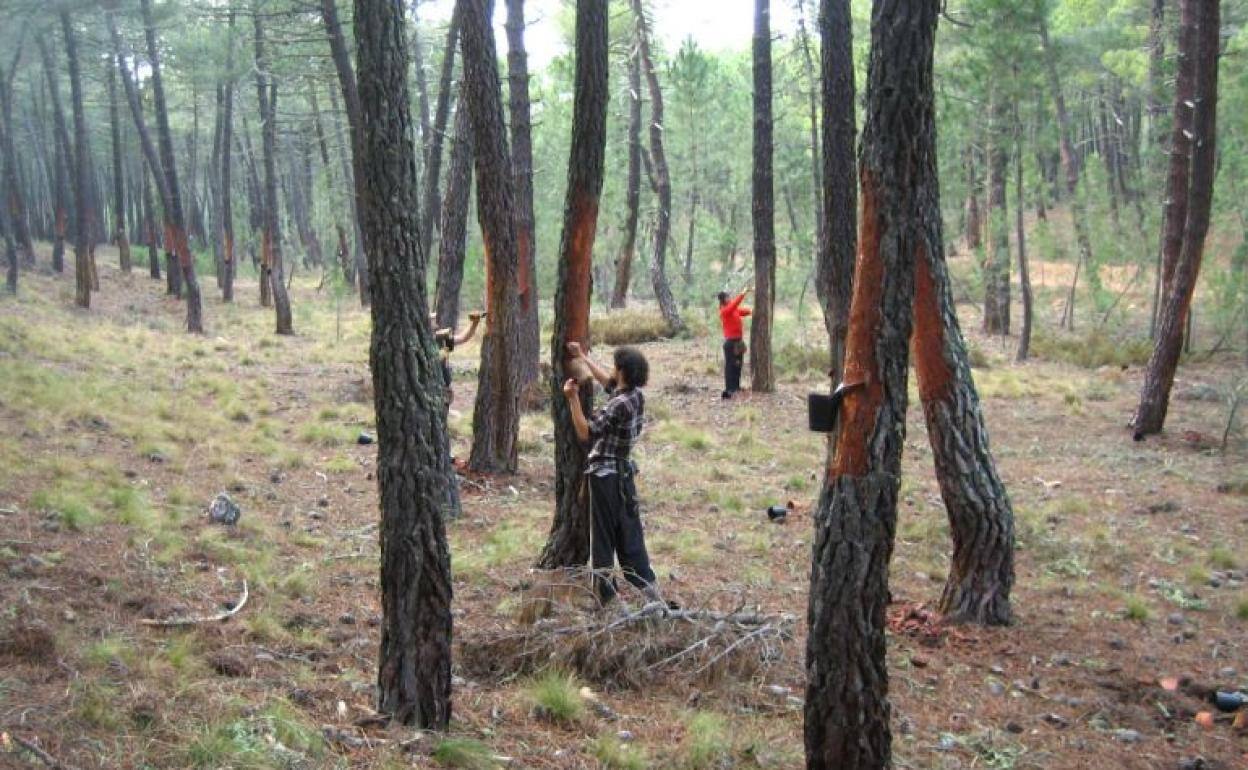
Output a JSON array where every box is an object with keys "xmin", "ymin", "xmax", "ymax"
[{"xmin": 719, "ymin": 293, "xmax": 751, "ymax": 339}]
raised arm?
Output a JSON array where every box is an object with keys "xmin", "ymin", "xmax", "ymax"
[
  {"xmin": 453, "ymin": 311, "xmax": 483, "ymax": 345},
  {"xmin": 562, "ymin": 379, "xmax": 591, "ymax": 443}
]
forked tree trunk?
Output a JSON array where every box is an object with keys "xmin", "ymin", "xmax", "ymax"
[
  {"xmin": 817, "ymin": 0, "xmax": 855, "ymax": 381},
  {"xmin": 107, "ymin": 59, "xmax": 131, "ymax": 273},
  {"xmin": 352, "ymin": 0, "xmax": 453, "ymax": 730},
  {"xmin": 62, "ymin": 12, "xmax": 91, "ymax": 309},
  {"xmin": 610, "ymin": 41, "xmax": 642, "ymax": 309},
  {"xmin": 253, "ymin": 7, "xmax": 293, "ymax": 335},
  {"xmin": 631, "ymin": 0, "xmax": 684, "ymax": 335},
  {"xmin": 434, "ymin": 85, "xmax": 472, "ymax": 330},
  {"xmin": 1038, "ymin": 11, "xmax": 1093, "ymax": 332},
  {"xmin": 912, "ymin": 219, "xmax": 1015, "ymax": 626},
  {"xmin": 461, "ymin": 0, "xmax": 523, "ymax": 474},
  {"xmin": 750, "ymin": 0, "xmax": 776, "ymax": 392},
  {"xmin": 140, "ymin": 0, "xmax": 202, "ymax": 331},
  {"xmin": 805, "ymin": 3, "xmax": 939, "ymax": 766},
  {"xmin": 984, "ymin": 91, "xmax": 1010, "ymax": 335},
  {"xmin": 419, "ymin": 3, "xmax": 461, "ymax": 263},
  {"xmin": 505, "ymin": 0, "xmax": 541, "ymax": 389},
  {"xmin": 0, "ymin": 48, "xmax": 35, "ymax": 268},
  {"xmin": 538, "ymin": 0, "xmax": 608, "ymax": 570},
  {"xmin": 1133, "ymin": 0, "xmax": 1220, "ymax": 439}
]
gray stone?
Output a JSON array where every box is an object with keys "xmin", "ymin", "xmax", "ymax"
[
  {"xmin": 1167, "ymin": 612, "xmax": 1185, "ymax": 626},
  {"xmin": 1113, "ymin": 729, "xmax": 1142, "ymax": 744},
  {"xmin": 208, "ymin": 493, "xmax": 241, "ymax": 525}
]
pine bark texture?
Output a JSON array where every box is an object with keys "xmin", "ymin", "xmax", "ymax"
[
  {"xmin": 506, "ymin": 0, "xmax": 541, "ymax": 388},
  {"xmin": 750, "ymin": 0, "xmax": 776, "ymax": 392},
  {"xmin": 984, "ymin": 92, "xmax": 1010, "ymax": 335},
  {"xmin": 611, "ymin": 43, "xmax": 642, "ymax": 309},
  {"xmin": 1158, "ymin": 0, "xmax": 1198, "ymax": 309},
  {"xmin": 420, "ymin": 3, "xmax": 461, "ymax": 261},
  {"xmin": 817, "ymin": 0, "xmax": 855, "ymax": 380},
  {"xmin": 39, "ymin": 42, "xmax": 70, "ymax": 275},
  {"xmin": 1133, "ymin": 0, "xmax": 1220, "ymax": 439},
  {"xmin": 434, "ymin": 84, "xmax": 473, "ymax": 329},
  {"xmin": 221, "ymin": 11, "xmax": 236, "ymax": 302},
  {"xmin": 62, "ymin": 12, "xmax": 91, "ymax": 309},
  {"xmin": 461, "ymin": 0, "xmax": 523, "ymax": 474},
  {"xmin": 107, "ymin": 59, "xmax": 131, "ymax": 274},
  {"xmin": 353, "ymin": 0, "xmax": 454, "ymax": 730},
  {"xmin": 631, "ymin": 0, "xmax": 684, "ymax": 335},
  {"xmin": 141, "ymin": 0, "xmax": 203, "ymax": 331},
  {"xmin": 1015, "ymin": 102, "xmax": 1033, "ymax": 362},
  {"xmin": 0, "ymin": 49, "xmax": 35, "ymax": 268},
  {"xmin": 804, "ymin": 2, "xmax": 939, "ymax": 766},
  {"xmin": 538, "ymin": 0, "xmax": 608, "ymax": 570},
  {"xmin": 253, "ymin": 7, "xmax": 294, "ymax": 335}
]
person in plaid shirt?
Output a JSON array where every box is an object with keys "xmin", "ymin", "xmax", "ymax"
[{"xmin": 562, "ymin": 342, "xmax": 663, "ymax": 605}]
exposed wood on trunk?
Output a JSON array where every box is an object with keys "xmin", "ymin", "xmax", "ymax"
[
  {"xmin": 352, "ymin": 0, "xmax": 454, "ymax": 729},
  {"xmin": 253, "ymin": 5, "xmax": 293, "ymax": 334},
  {"xmin": 461, "ymin": 0, "xmax": 523, "ymax": 474},
  {"xmin": 750, "ymin": 0, "xmax": 776, "ymax": 393},
  {"xmin": 611, "ymin": 40, "xmax": 642, "ymax": 309},
  {"xmin": 538, "ymin": 0, "xmax": 608, "ymax": 570},
  {"xmin": 816, "ymin": 0, "xmax": 855, "ymax": 381},
  {"xmin": 1133, "ymin": 0, "xmax": 1220, "ymax": 439},
  {"xmin": 506, "ymin": 0, "xmax": 541, "ymax": 388},
  {"xmin": 805, "ymin": 4, "xmax": 939, "ymax": 766},
  {"xmin": 434, "ymin": 84, "xmax": 472, "ymax": 330}
]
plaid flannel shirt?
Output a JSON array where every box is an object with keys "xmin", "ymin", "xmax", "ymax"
[{"xmin": 586, "ymin": 386, "xmax": 645, "ymax": 475}]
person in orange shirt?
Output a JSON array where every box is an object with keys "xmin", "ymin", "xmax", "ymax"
[{"xmin": 717, "ymin": 283, "xmax": 752, "ymax": 399}]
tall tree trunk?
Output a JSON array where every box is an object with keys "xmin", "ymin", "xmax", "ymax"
[
  {"xmin": 253, "ymin": 8, "xmax": 294, "ymax": 335},
  {"xmin": 326, "ymin": 84, "xmax": 370, "ymax": 306},
  {"xmin": 805, "ymin": 5, "xmax": 939, "ymax": 766},
  {"xmin": 2, "ymin": 186, "xmax": 15, "ymax": 293},
  {"xmin": 750, "ymin": 0, "xmax": 776, "ymax": 393},
  {"xmin": 506, "ymin": 0, "xmax": 541, "ymax": 389},
  {"xmin": 631, "ymin": 0, "xmax": 683, "ymax": 334},
  {"xmin": 309, "ymin": 78, "xmax": 352, "ymax": 291},
  {"xmin": 1038, "ymin": 10, "xmax": 1093, "ymax": 332},
  {"xmin": 211, "ymin": 82, "xmax": 225, "ymax": 287},
  {"xmin": 1147, "ymin": 0, "xmax": 1167, "ymax": 337},
  {"xmin": 963, "ymin": 145, "xmax": 982, "ymax": 252},
  {"xmin": 419, "ymin": 4, "xmax": 462, "ymax": 263},
  {"xmin": 1133, "ymin": 0, "xmax": 1219, "ymax": 439},
  {"xmin": 817, "ymin": 0, "xmax": 856, "ymax": 381},
  {"xmin": 1098, "ymin": 86, "xmax": 1121, "ymax": 225},
  {"xmin": 107, "ymin": 58, "xmax": 132, "ymax": 274},
  {"xmin": 913, "ymin": 213, "xmax": 1016, "ymax": 627},
  {"xmin": 140, "ymin": 0, "xmax": 203, "ymax": 331},
  {"xmin": 322, "ymin": 0, "xmax": 373, "ymax": 308},
  {"xmin": 62, "ymin": 12, "xmax": 91, "ymax": 309},
  {"xmin": 0, "ymin": 45, "xmax": 36, "ymax": 268},
  {"xmin": 38, "ymin": 41, "xmax": 70, "ymax": 274},
  {"xmin": 461, "ymin": 0, "xmax": 523, "ymax": 475},
  {"xmin": 353, "ymin": 0, "xmax": 454, "ymax": 729},
  {"xmin": 797, "ymin": 0, "xmax": 822, "ymax": 228},
  {"xmin": 410, "ymin": 1, "xmax": 433, "ymax": 162},
  {"xmin": 434, "ymin": 85, "xmax": 473, "ymax": 330},
  {"xmin": 984, "ymin": 91, "xmax": 1010, "ymax": 335},
  {"xmin": 221, "ymin": 10, "xmax": 236, "ymax": 302},
  {"xmin": 537, "ymin": 0, "xmax": 608, "ymax": 570},
  {"xmin": 142, "ymin": 163, "xmax": 160, "ymax": 279},
  {"xmin": 1015, "ymin": 96, "xmax": 1033, "ymax": 362},
  {"xmin": 610, "ymin": 41, "xmax": 642, "ymax": 309}
]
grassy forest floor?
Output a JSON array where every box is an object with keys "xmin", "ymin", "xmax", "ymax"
[{"xmin": 1, "ymin": 245, "xmax": 1247, "ymax": 770}]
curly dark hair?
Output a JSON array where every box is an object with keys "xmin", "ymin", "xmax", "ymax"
[
  {"xmin": 717, "ymin": 291, "xmax": 729, "ymax": 305},
  {"xmin": 613, "ymin": 346, "xmax": 649, "ymax": 388}
]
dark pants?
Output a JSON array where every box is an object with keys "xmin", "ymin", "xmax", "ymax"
[
  {"xmin": 589, "ymin": 467, "xmax": 656, "ymax": 603},
  {"xmin": 723, "ymin": 338, "xmax": 744, "ymax": 394}
]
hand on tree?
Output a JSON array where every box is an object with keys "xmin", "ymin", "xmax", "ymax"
[
  {"xmin": 562, "ymin": 378, "xmax": 580, "ymax": 400},
  {"xmin": 468, "ymin": 311, "xmax": 483, "ymax": 323},
  {"xmin": 566, "ymin": 341, "xmax": 584, "ymax": 359}
]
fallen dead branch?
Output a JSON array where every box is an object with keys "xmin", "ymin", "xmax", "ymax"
[
  {"xmin": 3, "ymin": 733, "xmax": 83, "ymax": 770},
  {"xmin": 460, "ymin": 597, "xmax": 794, "ymax": 688},
  {"xmin": 138, "ymin": 580, "xmax": 248, "ymax": 627}
]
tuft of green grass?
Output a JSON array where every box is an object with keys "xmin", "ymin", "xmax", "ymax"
[
  {"xmin": 323, "ymin": 455, "xmax": 356, "ymax": 473},
  {"xmin": 259, "ymin": 701, "xmax": 324, "ymax": 756},
  {"xmin": 682, "ymin": 711, "xmax": 729, "ymax": 769},
  {"xmin": 432, "ymin": 737, "xmax": 499, "ymax": 769},
  {"xmin": 298, "ymin": 421, "xmax": 353, "ymax": 447},
  {"xmin": 1210, "ymin": 547, "xmax": 1238, "ymax": 570},
  {"xmin": 31, "ymin": 485, "xmax": 99, "ymax": 531},
  {"xmin": 83, "ymin": 636, "xmax": 134, "ymax": 670},
  {"xmin": 110, "ymin": 486, "xmax": 155, "ymax": 529},
  {"xmin": 1032, "ymin": 330, "xmax": 1152, "ymax": 369},
  {"xmin": 1123, "ymin": 596, "xmax": 1150, "ymax": 622},
  {"xmin": 1236, "ymin": 597, "xmax": 1248, "ymax": 621},
  {"xmin": 588, "ymin": 734, "xmax": 649, "ymax": 770},
  {"xmin": 526, "ymin": 670, "xmax": 584, "ymax": 724},
  {"xmin": 71, "ymin": 681, "xmax": 121, "ymax": 729}
]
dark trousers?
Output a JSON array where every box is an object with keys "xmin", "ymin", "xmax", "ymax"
[
  {"xmin": 723, "ymin": 338, "xmax": 744, "ymax": 393},
  {"xmin": 589, "ymin": 468, "xmax": 656, "ymax": 602}
]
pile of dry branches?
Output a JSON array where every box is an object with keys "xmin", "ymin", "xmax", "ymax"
[{"xmin": 460, "ymin": 594, "xmax": 795, "ymax": 688}]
